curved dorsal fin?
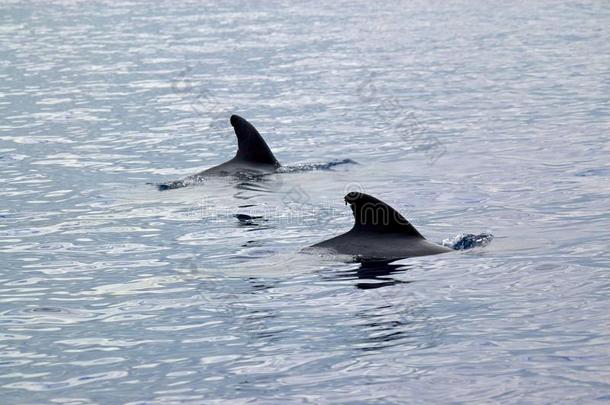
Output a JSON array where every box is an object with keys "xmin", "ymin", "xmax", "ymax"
[
  {"xmin": 230, "ymin": 115, "xmax": 280, "ymax": 167},
  {"xmin": 344, "ymin": 192, "xmax": 424, "ymax": 238}
]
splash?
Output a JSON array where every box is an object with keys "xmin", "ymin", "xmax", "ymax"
[{"xmin": 442, "ymin": 232, "xmax": 494, "ymax": 250}]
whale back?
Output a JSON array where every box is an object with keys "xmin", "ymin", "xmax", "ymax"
[{"xmin": 308, "ymin": 192, "xmax": 452, "ymax": 260}]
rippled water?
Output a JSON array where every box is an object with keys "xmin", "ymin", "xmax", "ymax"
[{"xmin": 1, "ymin": 1, "xmax": 610, "ymax": 403}]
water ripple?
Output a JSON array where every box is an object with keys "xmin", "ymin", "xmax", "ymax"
[{"xmin": 1, "ymin": 0, "xmax": 610, "ymax": 403}]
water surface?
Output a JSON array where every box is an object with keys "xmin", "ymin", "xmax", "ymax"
[{"xmin": 1, "ymin": 1, "xmax": 609, "ymax": 403}]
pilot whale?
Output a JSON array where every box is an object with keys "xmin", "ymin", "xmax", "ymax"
[
  {"xmin": 309, "ymin": 192, "xmax": 452, "ymax": 261},
  {"xmin": 156, "ymin": 115, "xmax": 280, "ymax": 190}
]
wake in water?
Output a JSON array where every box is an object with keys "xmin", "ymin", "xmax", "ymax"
[
  {"xmin": 276, "ymin": 158, "xmax": 358, "ymax": 173},
  {"xmin": 441, "ymin": 233, "xmax": 494, "ymax": 250}
]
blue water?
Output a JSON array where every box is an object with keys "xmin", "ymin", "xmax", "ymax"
[{"xmin": 1, "ymin": 1, "xmax": 609, "ymax": 403}]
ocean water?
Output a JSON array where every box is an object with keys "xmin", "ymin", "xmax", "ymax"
[{"xmin": 1, "ymin": 1, "xmax": 609, "ymax": 403}]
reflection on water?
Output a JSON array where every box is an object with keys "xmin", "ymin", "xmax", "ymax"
[
  {"xmin": 2, "ymin": 0, "xmax": 610, "ymax": 403},
  {"xmin": 324, "ymin": 260, "xmax": 413, "ymax": 289}
]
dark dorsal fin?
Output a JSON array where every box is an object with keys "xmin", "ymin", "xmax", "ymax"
[
  {"xmin": 344, "ymin": 192, "xmax": 424, "ymax": 238},
  {"xmin": 230, "ymin": 115, "xmax": 280, "ymax": 167}
]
